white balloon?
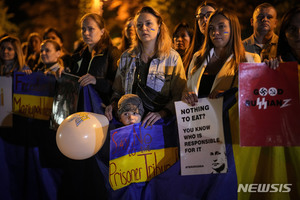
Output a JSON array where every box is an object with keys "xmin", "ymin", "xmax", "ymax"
[{"xmin": 56, "ymin": 112, "xmax": 109, "ymax": 160}]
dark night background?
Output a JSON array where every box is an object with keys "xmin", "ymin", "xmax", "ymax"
[{"xmin": 2, "ymin": 0, "xmax": 299, "ymax": 52}]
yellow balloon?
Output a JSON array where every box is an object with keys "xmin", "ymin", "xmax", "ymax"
[{"xmin": 56, "ymin": 112, "xmax": 109, "ymax": 160}]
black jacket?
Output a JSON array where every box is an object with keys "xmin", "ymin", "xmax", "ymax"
[{"xmin": 71, "ymin": 45, "xmax": 121, "ymax": 105}]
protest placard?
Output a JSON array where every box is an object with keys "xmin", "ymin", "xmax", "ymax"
[
  {"xmin": 0, "ymin": 77, "xmax": 12, "ymax": 127},
  {"xmin": 239, "ymin": 62, "xmax": 300, "ymax": 146},
  {"xmin": 175, "ymin": 98, "xmax": 227, "ymax": 175},
  {"xmin": 13, "ymin": 72, "xmax": 56, "ymax": 120},
  {"xmin": 109, "ymin": 123, "xmax": 178, "ymax": 190}
]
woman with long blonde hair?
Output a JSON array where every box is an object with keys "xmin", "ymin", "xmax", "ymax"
[{"xmin": 105, "ymin": 6, "xmax": 186, "ymax": 127}]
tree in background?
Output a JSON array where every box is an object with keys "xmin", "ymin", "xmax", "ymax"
[
  {"xmin": 18, "ymin": 0, "xmax": 80, "ymax": 52},
  {"xmin": 98, "ymin": 0, "xmax": 251, "ymax": 42},
  {"xmin": 99, "ymin": 0, "xmax": 299, "ymax": 42},
  {"xmin": 0, "ymin": 1, "xmax": 18, "ymax": 37},
  {"xmin": 4, "ymin": 0, "xmax": 299, "ymax": 52}
]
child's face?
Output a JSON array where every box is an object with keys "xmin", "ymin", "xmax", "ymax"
[{"xmin": 120, "ymin": 111, "xmax": 141, "ymax": 126}]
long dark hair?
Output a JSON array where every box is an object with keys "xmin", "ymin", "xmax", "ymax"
[
  {"xmin": 0, "ymin": 35, "xmax": 25, "ymax": 73},
  {"xmin": 43, "ymin": 27, "xmax": 64, "ymax": 43},
  {"xmin": 120, "ymin": 17, "xmax": 134, "ymax": 52},
  {"xmin": 172, "ymin": 22, "xmax": 193, "ymax": 41},
  {"xmin": 172, "ymin": 22, "xmax": 193, "ymax": 58},
  {"xmin": 277, "ymin": 6, "xmax": 300, "ymax": 62},
  {"xmin": 25, "ymin": 32, "xmax": 42, "ymax": 62},
  {"xmin": 183, "ymin": 1, "xmax": 217, "ymax": 72},
  {"xmin": 192, "ymin": 8, "xmax": 246, "ymax": 75}
]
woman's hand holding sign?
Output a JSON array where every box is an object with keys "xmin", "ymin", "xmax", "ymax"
[{"xmin": 182, "ymin": 91, "xmax": 198, "ymax": 106}]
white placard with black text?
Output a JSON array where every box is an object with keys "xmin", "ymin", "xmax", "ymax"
[{"xmin": 175, "ymin": 97, "xmax": 228, "ymax": 175}]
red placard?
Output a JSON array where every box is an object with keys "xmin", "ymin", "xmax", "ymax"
[{"xmin": 239, "ymin": 62, "xmax": 300, "ymax": 146}]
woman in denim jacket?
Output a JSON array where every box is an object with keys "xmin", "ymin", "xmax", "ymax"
[{"xmin": 105, "ymin": 6, "xmax": 186, "ymax": 128}]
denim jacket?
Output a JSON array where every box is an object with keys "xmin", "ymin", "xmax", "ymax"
[{"xmin": 112, "ymin": 48, "xmax": 186, "ymax": 114}]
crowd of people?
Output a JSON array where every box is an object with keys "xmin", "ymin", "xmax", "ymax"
[{"xmin": 1, "ymin": 1, "xmax": 300, "ymax": 199}]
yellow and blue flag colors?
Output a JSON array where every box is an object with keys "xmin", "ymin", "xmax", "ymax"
[
  {"xmin": 109, "ymin": 122, "xmax": 179, "ymax": 190},
  {"xmin": 13, "ymin": 72, "xmax": 56, "ymax": 120}
]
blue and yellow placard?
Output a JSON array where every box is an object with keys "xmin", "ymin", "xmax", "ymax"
[
  {"xmin": 109, "ymin": 123, "xmax": 178, "ymax": 190},
  {"xmin": 13, "ymin": 72, "xmax": 56, "ymax": 120}
]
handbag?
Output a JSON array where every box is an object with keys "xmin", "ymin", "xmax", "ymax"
[
  {"xmin": 136, "ymin": 81, "xmax": 170, "ymax": 112},
  {"xmin": 135, "ymin": 58, "xmax": 170, "ymax": 112}
]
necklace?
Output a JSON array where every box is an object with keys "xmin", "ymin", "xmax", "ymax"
[
  {"xmin": 144, "ymin": 50, "xmax": 155, "ymax": 58},
  {"xmin": 141, "ymin": 50, "xmax": 155, "ymax": 63}
]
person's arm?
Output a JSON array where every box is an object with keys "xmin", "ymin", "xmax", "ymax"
[
  {"xmin": 20, "ymin": 65, "xmax": 32, "ymax": 75},
  {"xmin": 142, "ymin": 53, "xmax": 187, "ymax": 128},
  {"xmin": 105, "ymin": 53, "xmax": 126, "ymax": 120},
  {"xmin": 182, "ymin": 55, "xmax": 198, "ymax": 106},
  {"xmin": 94, "ymin": 47, "xmax": 121, "ymax": 92},
  {"xmin": 83, "ymin": 47, "xmax": 121, "ymax": 92},
  {"xmin": 165, "ymin": 54, "xmax": 187, "ymax": 113}
]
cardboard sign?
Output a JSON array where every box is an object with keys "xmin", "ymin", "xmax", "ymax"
[
  {"xmin": 239, "ymin": 62, "xmax": 300, "ymax": 146},
  {"xmin": 175, "ymin": 98, "xmax": 228, "ymax": 175},
  {"xmin": 109, "ymin": 123, "xmax": 178, "ymax": 190},
  {"xmin": 13, "ymin": 72, "xmax": 56, "ymax": 120},
  {"xmin": 0, "ymin": 77, "xmax": 12, "ymax": 127}
]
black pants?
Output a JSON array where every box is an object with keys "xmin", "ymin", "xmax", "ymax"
[{"xmin": 57, "ymin": 156, "xmax": 108, "ymax": 200}]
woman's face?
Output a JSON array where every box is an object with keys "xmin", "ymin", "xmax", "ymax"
[
  {"xmin": 208, "ymin": 14, "xmax": 231, "ymax": 49},
  {"xmin": 31, "ymin": 36, "xmax": 41, "ymax": 52},
  {"xmin": 40, "ymin": 42, "xmax": 60, "ymax": 64},
  {"xmin": 285, "ymin": 13, "xmax": 300, "ymax": 53},
  {"xmin": 0, "ymin": 42, "xmax": 15, "ymax": 61},
  {"xmin": 125, "ymin": 20, "xmax": 135, "ymax": 41},
  {"xmin": 173, "ymin": 28, "xmax": 191, "ymax": 51},
  {"xmin": 197, "ymin": 5, "xmax": 215, "ymax": 34},
  {"xmin": 81, "ymin": 17, "xmax": 104, "ymax": 49},
  {"xmin": 44, "ymin": 32, "xmax": 63, "ymax": 47},
  {"xmin": 136, "ymin": 12, "xmax": 160, "ymax": 44}
]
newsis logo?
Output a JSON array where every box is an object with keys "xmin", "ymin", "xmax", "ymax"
[
  {"xmin": 238, "ymin": 183, "xmax": 292, "ymax": 193},
  {"xmin": 245, "ymin": 87, "xmax": 291, "ymax": 110}
]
